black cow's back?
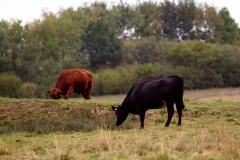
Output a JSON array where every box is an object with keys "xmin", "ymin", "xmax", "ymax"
[{"xmin": 129, "ymin": 76, "xmax": 183, "ymax": 109}]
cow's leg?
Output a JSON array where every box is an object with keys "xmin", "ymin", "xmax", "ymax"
[
  {"xmin": 83, "ymin": 82, "xmax": 92, "ymax": 100},
  {"xmin": 139, "ymin": 111, "xmax": 146, "ymax": 129},
  {"xmin": 176, "ymin": 103, "xmax": 184, "ymax": 126},
  {"xmin": 176, "ymin": 107, "xmax": 182, "ymax": 126},
  {"xmin": 64, "ymin": 87, "xmax": 74, "ymax": 100},
  {"xmin": 165, "ymin": 102, "xmax": 174, "ymax": 127},
  {"xmin": 135, "ymin": 103, "xmax": 146, "ymax": 129},
  {"xmin": 138, "ymin": 108, "xmax": 146, "ymax": 129}
]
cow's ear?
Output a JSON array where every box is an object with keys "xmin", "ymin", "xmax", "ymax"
[
  {"xmin": 112, "ymin": 106, "xmax": 117, "ymax": 111},
  {"xmin": 46, "ymin": 90, "xmax": 50, "ymax": 93}
]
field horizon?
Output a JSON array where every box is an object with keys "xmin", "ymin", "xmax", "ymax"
[{"xmin": 0, "ymin": 87, "xmax": 239, "ymax": 159}]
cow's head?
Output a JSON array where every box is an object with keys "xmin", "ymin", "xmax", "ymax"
[
  {"xmin": 112, "ymin": 105, "xmax": 129, "ymax": 126},
  {"xmin": 46, "ymin": 88, "xmax": 64, "ymax": 99}
]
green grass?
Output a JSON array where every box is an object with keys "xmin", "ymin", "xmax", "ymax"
[{"xmin": 0, "ymin": 89, "xmax": 240, "ymax": 159}]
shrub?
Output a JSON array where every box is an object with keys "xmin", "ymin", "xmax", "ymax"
[
  {"xmin": 92, "ymin": 66, "xmax": 137, "ymax": 95},
  {"xmin": 0, "ymin": 73, "xmax": 21, "ymax": 98},
  {"xmin": 134, "ymin": 63, "xmax": 162, "ymax": 81},
  {"xmin": 93, "ymin": 68, "xmax": 127, "ymax": 95},
  {"xmin": 17, "ymin": 82, "xmax": 37, "ymax": 98},
  {"xmin": 92, "ymin": 63, "xmax": 166, "ymax": 95}
]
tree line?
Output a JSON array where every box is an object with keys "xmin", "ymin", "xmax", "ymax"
[{"xmin": 0, "ymin": 0, "xmax": 240, "ymax": 98}]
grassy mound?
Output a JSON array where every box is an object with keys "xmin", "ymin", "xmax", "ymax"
[{"xmin": 0, "ymin": 98, "xmax": 120, "ymax": 134}]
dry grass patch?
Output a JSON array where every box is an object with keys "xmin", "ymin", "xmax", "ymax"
[{"xmin": 0, "ymin": 141, "xmax": 10, "ymax": 155}]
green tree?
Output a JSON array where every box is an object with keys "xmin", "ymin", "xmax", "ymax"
[
  {"xmin": 177, "ymin": 0, "xmax": 197, "ymax": 40},
  {"xmin": 81, "ymin": 19, "xmax": 121, "ymax": 68},
  {"xmin": 112, "ymin": 0, "xmax": 141, "ymax": 40},
  {"xmin": 57, "ymin": 7, "xmax": 91, "ymax": 69},
  {"xmin": 8, "ymin": 20, "xmax": 24, "ymax": 73},
  {"xmin": 0, "ymin": 20, "xmax": 24, "ymax": 74},
  {"xmin": 40, "ymin": 12, "xmax": 60, "ymax": 61},
  {"xmin": 218, "ymin": 7, "xmax": 240, "ymax": 44},
  {"xmin": 135, "ymin": 1, "xmax": 162, "ymax": 38},
  {"xmin": 160, "ymin": 0, "xmax": 197, "ymax": 40},
  {"xmin": 194, "ymin": 4, "xmax": 223, "ymax": 42},
  {"xmin": 160, "ymin": 0, "xmax": 178, "ymax": 39},
  {"xmin": 0, "ymin": 20, "xmax": 11, "ymax": 72}
]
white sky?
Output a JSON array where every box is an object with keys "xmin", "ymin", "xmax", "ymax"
[{"xmin": 0, "ymin": 0, "xmax": 239, "ymax": 26}]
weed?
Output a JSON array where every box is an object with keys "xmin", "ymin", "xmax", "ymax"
[
  {"xmin": 0, "ymin": 141, "xmax": 10, "ymax": 155},
  {"xmin": 97, "ymin": 129, "xmax": 112, "ymax": 151}
]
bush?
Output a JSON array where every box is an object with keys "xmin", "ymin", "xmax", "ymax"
[
  {"xmin": 120, "ymin": 38, "xmax": 178, "ymax": 65},
  {"xmin": 166, "ymin": 41, "xmax": 222, "ymax": 89},
  {"xmin": 0, "ymin": 73, "xmax": 21, "ymax": 98},
  {"xmin": 92, "ymin": 70, "xmax": 118, "ymax": 95},
  {"xmin": 17, "ymin": 82, "xmax": 37, "ymax": 98},
  {"xmin": 93, "ymin": 67, "xmax": 134, "ymax": 95},
  {"xmin": 92, "ymin": 63, "xmax": 167, "ymax": 95},
  {"xmin": 135, "ymin": 63, "xmax": 162, "ymax": 81}
]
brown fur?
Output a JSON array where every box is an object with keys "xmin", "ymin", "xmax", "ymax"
[{"xmin": 46, "ymin": 69, "xmax": 93, "ymax": 100}]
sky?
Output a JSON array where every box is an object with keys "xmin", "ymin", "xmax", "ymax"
[{"xmin": 0, "ymin": 0, "xmax": 239, "ymax": 26}]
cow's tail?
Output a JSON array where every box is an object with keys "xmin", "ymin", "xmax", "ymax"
[
  {"xmin": 179, "ymin": 76, "xmax": 185, "ymax": 109},
  {"xmin": 180, "ymin": 78, "xmax": 185, "ymax": 109}
]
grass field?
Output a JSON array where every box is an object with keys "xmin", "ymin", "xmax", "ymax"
[{"xmin": 0, "ymin": 88, "xmax": 240, "ymax": 160}]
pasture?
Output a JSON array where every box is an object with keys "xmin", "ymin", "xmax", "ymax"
[{"xmin": 0, "ymin": 88, "xmax": 240, "ymax": 160}]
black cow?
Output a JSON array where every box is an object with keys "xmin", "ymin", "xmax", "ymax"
[{"xmin": 111, "ymin": 75, "xmax": 185, "ymax": 129}]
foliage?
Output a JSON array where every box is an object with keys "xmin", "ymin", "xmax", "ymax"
[
  {"xmin": 167, "ymin": 41, "xmax": 222, "ymax": 89},
  {"xmin": 0, "ymin": 21, "xmax": 11, "ymax": 73},
  {"xmin": 218, "ymin": 7, "xmax": 240, "ymax": 44},
  {"xmin": 120, "ymin": 37, "xmax": 177, "ymax": 65},
  {"xmin": 0, "ymin": 1, "xmax": 240, "ymax": 97},
  {"xmin": 135, "ymin": 63, "xmax": 162, "ymax": 81},
  {"xmin": 17, "ymin": 82, "xmax": 37, "ymax": 98},
  {"xmin": 160, "ymin": 0, "xmax": 197, "ymax": 40},
  {"xmin": 0, "ymin": 73, "xmax": 21, "ymax": 98},
  {"xmin": 92, "ymin": 63, "xmax": 165, "ymax": 95},
  {"xmin": 160, "ymin": 0, "xmax": 178, "ymax": 39},
  {"xmin": 93, "ymin": 66, "xmax": 136, "ymax": 95},
  {"xmin": 81, "ymin": 18, "xmax": 122, "ymax": 68},
  {"xmin": 134, "ymin": 1, "xmax": 161, "ymax": 38},
  {"xmin": 213, "ymin": 44, "xmax": 240, "ymax": 87}
]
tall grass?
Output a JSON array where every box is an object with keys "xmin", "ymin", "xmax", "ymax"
[
  {"xmin": 17, "ymin": 124, "xmax": 239, "ymax": 160},
  {"xmin": 0, "ymin": 89, "xmax": 240, "ymax": 159},
  {"xmin": 0, "ymin": 141, "xmax": 10, "ymax": 156}
]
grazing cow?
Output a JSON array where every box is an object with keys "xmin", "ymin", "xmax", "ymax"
[
  {"xmin": 46, "ymin": 69, "xmax": 93, "ymax": 100},
  {"xmin": 112, "ymin": 75, "xmax": 185, "ymax": 129}
]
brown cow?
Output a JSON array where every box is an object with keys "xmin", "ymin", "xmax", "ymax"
[{"xmin": 46, "ymin": 69, "xmax": 93, "ymax": 100}]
